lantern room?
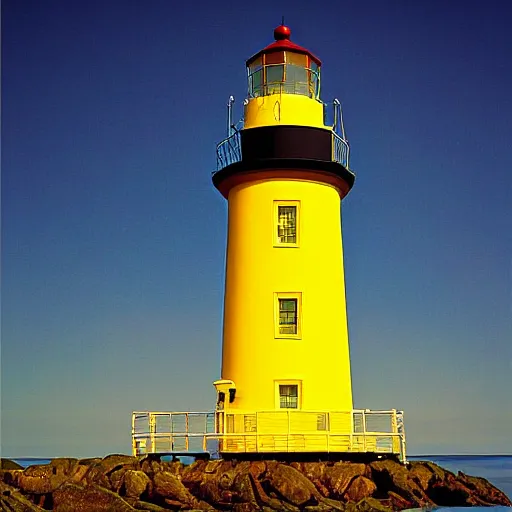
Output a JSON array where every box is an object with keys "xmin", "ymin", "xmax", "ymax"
[
  {"xmin": 243, "ymin": 25, "xmax": 326, "ymax": 130},
  {"xmin": 247, "ymin": 26, "xmax": 321, "ymax": 99}
]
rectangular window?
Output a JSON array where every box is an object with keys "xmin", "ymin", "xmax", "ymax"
[
  {"xmin": 274, "ymin": 292, "xmax": 302, "ymax": 339},
  {"xmin": 279, "ymin": 384, "xmax": 298, "ymax": 409},
  {"xmin": 279, "ymin": 299, "xmax": 297, "ymax": 335},
  {"xmin": 275, "ymin": 201, "xmax": 299, "ymax": 246}
]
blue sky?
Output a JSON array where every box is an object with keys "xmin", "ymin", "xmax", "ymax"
[{"xmin": 2, "ymin": 0, "xmax": 511, "ymax": 457}]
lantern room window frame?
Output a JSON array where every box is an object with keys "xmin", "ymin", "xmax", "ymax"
[{"xmin": 247, "ymin": 51, "xmax": 321, "ymax": 100}]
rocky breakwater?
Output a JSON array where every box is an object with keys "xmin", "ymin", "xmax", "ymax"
[{"xmin": 1, "ymin": 455, "xmax": 511, "ymax": 512}]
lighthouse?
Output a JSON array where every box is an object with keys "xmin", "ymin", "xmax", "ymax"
[
  {"xmin": 132, "ymin": 24, "xmax": 406, "ymax": 461},
  {"xmin": 213, "ymin": 24, "xmax": 354, "ymax": 419}
]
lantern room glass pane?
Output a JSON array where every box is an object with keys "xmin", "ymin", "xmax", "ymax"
[
  {"xmin": 309, "ymin": 69, "xmax": 320, "ymax": 98},
  {"xmin": 285, "ymin": 64, "xmax": 308, "ymax": 95},
  {"xmin": 265, "ymin": 51, "xmax": 285, "ymax": 65},
  {"xmin": 249, "ymin": 56, "xmax": 262, "ymax": 71},
  {"xmin": 266, "ymin": 64, "xmax": 284, "ymax": 94},
  {"xmin": 286, "ymin": 52, "xmax": 307, "ymax": 66},
  {"xmin": 251, "ymin": 68, "xmax": 263, "ymax": 97}
]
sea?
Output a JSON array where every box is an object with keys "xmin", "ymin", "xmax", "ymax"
[{"xmin": 9, "ymin": 454, "xmax": 512, "ymax": 510}]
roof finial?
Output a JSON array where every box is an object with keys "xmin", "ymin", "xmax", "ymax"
[
  {"xmin": 274, "ymin": 22, "xmax": 291, "ymax": 41},
  {"xmin": 282, "ymin": 15, "xmax": 285, "ymax": 25}
]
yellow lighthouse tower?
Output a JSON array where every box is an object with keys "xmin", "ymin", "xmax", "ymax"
[
  {"xmin": 132, "ymin": 24, "xmax": 406, "ymax": 462},
  {"xmin": 213, "ymin": 24, "xmax": 354, "ymax": 417}
]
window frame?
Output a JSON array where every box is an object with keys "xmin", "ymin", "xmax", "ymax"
[
  {"xmin": 275, "ymin": 381, "xmax": 302, "ymax": 410},
  {"xmin": 274, "ymin": 200, "xmax": 300, "ymax": 247},
  {"xmin": 274, "ymin": 292, "xmax": 302, "ymax": 339}
]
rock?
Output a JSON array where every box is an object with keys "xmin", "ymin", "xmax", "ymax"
[
  {"xmin": 0, "ymin": 469, "xmax": 22, "ymax": 487},
  {"xmin": 325, "ymin": 462, "xmax": 366, "ymax": 499},
  {"xmin": 139, "ymin": 457, "xmax": 165, "ymax": 479},
  {"xmin": 130, "ymin": 500, "xmax": 168, "ymax": 511},
  {"xmin": 232, "ymin": 462, "xmax": 257, "ymax": 503},
  {"xmin": 344, "ymin": 476, "xmax": 376, "ymax": 502},
  {"xmin": 197, "ymin": 460, "xmax": 236, "ymax": 505},
  {"xmin": 428, "ymin": 474, "xmax": 473, "ymax": 507},
  {"xmin": 124, "ymin": 470, "xmax": 151, "ymax": 499},
  {"xmin": 0, "ymin": 459, "xmax": 23, "ymax": 470},
  {"xmin": 290, "ymin": 462, "xmax": 330, "ymax": 497},
  {"xmin": 316, "ymin": 497, "xmax": 345, "ymax": 511},
  {"xmin": 0, "ymin": 480, "xmax": 45, "ymax": 511},
  {"xmin": 232, "ymin": 503, "xmax": 261, "ymax": 512},
  {"xmin": 52, "ymin": 483, "xmax": 136, "ymax": 511},
  {"xmin": 17, "ymin": 464, "xmax": 69, "ymax": 494},
  {"xmin": 369, "ymin": 459, "xmax": 431, "ymax": 507},
  {"xmin": 159, "ymin": 461, "xmax": 183, "ymax": 476},
  {"xmin": 153, "ymin": 471, "xmax": 211, "ymax": 509},
  {"xmin": 84, "ymin": 455, "xmax": 139, "ymax": 489},
  {"xmin": 304, "ymin": 505, "xmax": 339, "ymax": 512},
  {"xmin": 264, "ymin": 462, "xmax": 321, "ymax": 507},
  {"xmin": 386, "ymin": 490, "xmax": 413, "ymax": 510},
  {"xmin": 130, "ymin": 501, "xmax": 168, "ymax": 511},
  {"xmin": 352, "ymin": 497, "xmax": 390, "ymax": 512},
  {"xmin": 181, "ymin": 459, "xmax": 209, "ymax": 494},
  {"xmin": 457, "ymin": 471, "xmax": 512, "ymax": 506},
  {"xmin": 408, "ymin": 461, "xmax": 435, "ymax": 490}
]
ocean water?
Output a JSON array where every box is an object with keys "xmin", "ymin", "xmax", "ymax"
[{"xmin": 9, "ymin": 454, "xmax": 512, "ymax": 510}]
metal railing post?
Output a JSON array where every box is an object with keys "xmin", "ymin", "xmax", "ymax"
[
  {"xmin": 149, "ymin": 413, "xmax": 156, "ymax": 454},
  {"xmin": 131, "ymin": 413, "xmax": 136, "ymax": 456},
  {"xmin": 227, "ymin": 96, "xmax": 235, "ymax": 137},
  {"xmin": 256, "ymin": 411, "xmax": 259, "ymax": 453},
  {"xmin": 362, "ymin": 410, "xmax": 367, "ymax": 453}
]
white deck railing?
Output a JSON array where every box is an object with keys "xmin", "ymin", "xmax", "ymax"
[{"xmin": 132, "ymin": 409, "xmax": 406, "ymax": 462}]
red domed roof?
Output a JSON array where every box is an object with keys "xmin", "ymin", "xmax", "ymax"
[{"xmin": 246, "ymin": 25, "xmax": 321, "ymax": 66}]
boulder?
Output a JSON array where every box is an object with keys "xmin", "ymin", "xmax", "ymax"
[
  {"xmin": 457, "ymin": 471, "xmax": 512, "ymax": 506},
  {"xmin": 351, "ymin": 497, "xmax": 391, "ymax": 512},
  {"xmin": 231, "ymin": 462, "xmax": 258, "ymax": 503},
  {"xmin": 264, "ymin": 462, "xmax": 321, "ymax": 507},
  {"xmin": 385, "ymin": 490, "xmax": 413, "ymax": 510},
  {"xmin": 0, "ymin": 479, "xmax": 45, "ymax": 511},
  {"xmin": 0, "ymin": 469, "xmax": 22, "ymax": 487},
  {"xmin": 324, "ymin": 462, "xmax": 366, "ymax": 499},
  {"xmin": 408, "ymin": 461, "xmax": 435, "ymax": 489},
  {"xmin": 369, "ymin": 459, "xmax": 431, "ymax": 507},
  {"xmin": 153, "ymin": 470, "xmax": 211, "ymax": 509},
  {"xmin": 52, "ymin": 483, "xmax": 136, "ymax": 511},
  {"xmin": 0, "ymin": 459, "xmax": 23, "ymax": 470},
  {"xmin": 84, "ymin": 455, "xmax": 139, "ymax": 489},
  {"xmin": 344, "ymin": 475, "xmax": 376, "ymax": 502},
  {"xmin": 124, "ymin": 470, "xmax": 151, "ymax": 499},
  {"xmin": 181, "ymin": 459, "xmax": 209, "ymax": 494},
  {"xmin": 17, "ymin": 464, "xmax": 69, "ymax": 494},
  {"xmin": 196, "ymin": 460, "xmax": 237, "ymax": 505},
  {"xmin": 290, "ymin": 463, "xmax": 330, "ymax": 497},
  {"xmin": 129, "ymin": 500, "xmax": 168, "ymax": 511}
]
